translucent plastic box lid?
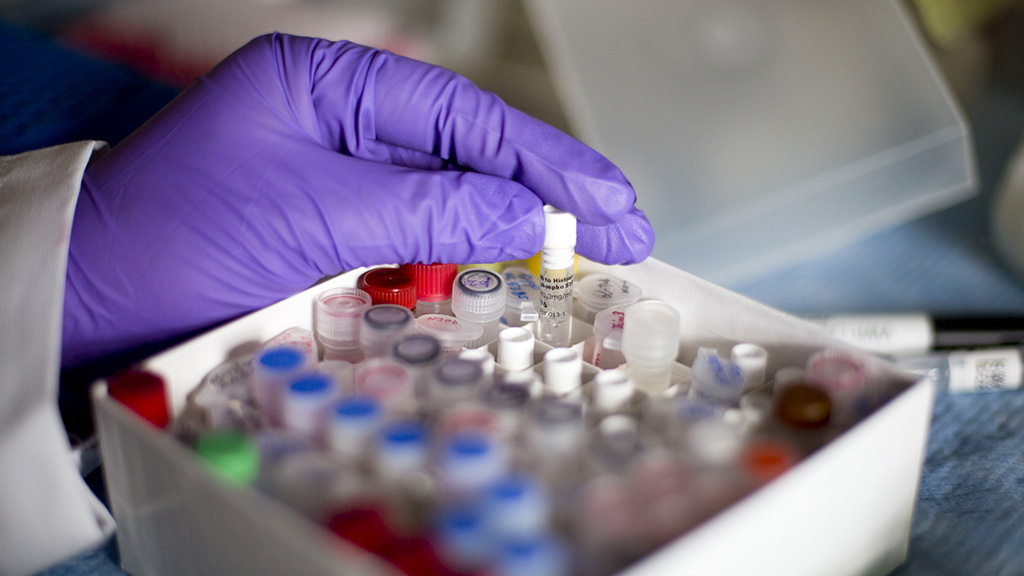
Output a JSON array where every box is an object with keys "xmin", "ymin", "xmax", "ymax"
[{"xmin": 525, "ymin": 0, "xmax": 977, "ymax": 284}]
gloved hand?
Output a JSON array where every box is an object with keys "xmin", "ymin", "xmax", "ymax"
[{"xmin": 62, "ymin": 33, "xmax": 654, "ymax": 367}]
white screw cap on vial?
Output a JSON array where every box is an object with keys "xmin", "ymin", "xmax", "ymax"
[
  {"xmin": 359, "ymin": 304, "xmax": 415, "ymax": 358},
  {"xmin": 731, "ymin": 343, "xmax": 768, "ymax": 393},
  {"xmin": 543, "ymin": 348, "xmax": 583, "ymax": 396},
  {"xmin": 541, "ymin": 205, "xmax": 576, "ymax": 271},
  {"xmin": 316, "ymin": 287, "xmax": 372, "ymax": 360},
  {"xmin": 415, "ymin": 314, "xmax": 485, "ymax": 355},
  {"xmin": 498, "ymin": 327, "xmax": 535, "ymax": 372},
  {"xmin": 452, "ymin": 269, "xmax": 507, "ymax": 324},
  {"xmin": 621, "ymin": 300, "xmax": 681, "ymax": 395},
  {"xmin": 592, "ymin": 368, "xmax": 635, "ymax": 413}
]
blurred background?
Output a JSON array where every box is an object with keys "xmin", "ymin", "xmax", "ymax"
[{"xmin": 2, "ymin": 0, "xmax": 1024, "ymax": 312}]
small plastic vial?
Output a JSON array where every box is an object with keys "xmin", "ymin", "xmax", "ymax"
[
  {"xmin": 538, "ymin": 206, "xmax": 577, "ymax": 348},
  {"xmin": 329, "ymin": 396, "xmax": 384, "ymax": 465},
  {"xmin": 543, "ymin": 348, "xmax": 583, "ymax": 397},
  {"xmin": 805, "ymin": 349, "xmax": 868, "ymax": 425},
  {"xmin": 392, "ymin": 333, "xmax": 443, "ymax": 399},
  {"xmin": 494, "ymin": 535, "xmax": 570, "ymax": 576},
  {"xmin": 689, "ymin": 347, "xmax": 746, "ymax": 406},
  {"xmin": 360, "ymin": 304, "xmax": 415, "ymax": 358},
  {"xmin": 195, "ymin": 430, "xmax": 260, "ymax": 486},
  {"xmin": 497, "ymin": 326, "xmax": 536, "ymax": 372},
  {"xmin": 458, "ymin": 347, "xmax": 497, "ymax": 378},
  {"xmin": 621, "ymin": 300, "xmax": 680, "ymax": 395},
  {"xmin": 440, "ymin": 431, "xmax": 508, "ymax": 502},
  {"xmin": 431, "ymin": 357, "xmax": 487, "ymax": 405},
  {"xmin": 403, "ymin": 262, "xmax": 458, "ymax": 317},
  {"xmin": 529, "ymin": 396, "xmax": 586, "ymax": 460},
  {"xmin": 360, "ymin": 266, "xmax": 417, "ymax": 309},
  {"xmin": 892, "ymin": 346, "xmax": 1024, "ymax": 393},
  {"xmin": 731, "ymin": 343, "xmax": 768, "ymax": 393},
  {"xmin": 452, "ymin": 268, "xmax": 507, "ymax": 348},
  {"xmin": 502, "ymin": 267, "xmax": 542, "ymax": 327},
  {"xmin": 282, "ymin": 372, "xmax": 338, "ymax": 443},
  {"xmin": 107, "ymin": 369, "xmax": 170, "ymax": 429},
  {"xmin": 436, "ymin": 505, "xmax": 490, "ymax": 572},
  {"xmin": 253, "ymin": 346, "xmax": 309, "ymax": 426},
  {"xmin": 591, "ymin": 307, "xmax": 627, "ymax": 369},
  {"xmin": 415, "ymin": 314, "xmax": 484, "ymax": 356},
  {"xmin": 575, "ymin": 274, "xmax": 642, "ymax": 324},
  {"xmin": 483, "ymin": 474, "xmax": 550, "ymax": 539},
  {"xmin": 591, "ymin": 368, "xmax": 636, "ymax": 416},
  {"xmin": 315, "ymin": 287, "xmax": 372, "ymax": 363},
  {"xmin": 353, "ymin": 358, "xmax": 414, "ymax": 412}
]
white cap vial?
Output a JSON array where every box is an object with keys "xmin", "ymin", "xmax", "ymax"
[
  {"xmin": 686, "ymin": 419, "xmax": 744, "ymax": 466},
  {"xmin": 503, "ymin": 267, "xmax": 541, "ymax": 326},
  {"xmin": 543, "ymin": 348, "xmax": 583, "ymax": 396},
  {"xmin": 806, "ymin": 348, "xmax": 868, "ymax": 424},
  {"xmin": 253, "ymin": 346, "xmax": 309, "ymax": 426},
  {"xmin": 359, "ymin": 304, "xmax": 415, "ymax": 358},
  {"xmin": 484, "ymin": 474, "xmax": 550, "ymax": 540},
  {"xmin": 621, "ymin": 300, "xmax": 681, "ymax": 395},
  {"xmin": 731, "ymin": 343, "xmax": 768, "ymax": 393},
  {"xmin": 316, "ymin": 287, "xmax": 372, "ymax": 361},
  {"xmin": 530, "ymin": 397, "xmax": 585, "ymax": 456},
  {"xmin": 575, "ymin": 274, "xmax": 642, "ymax": 323},
  {"xmin": 282, "ymin": 372, "xmax": 338, "ymax": 442},
  {"xmin": 432, "ymin": 357, "xmax": 487, "ymax": 403},
  {"xmin": 452, "ymin": 269, "xmax": 507, "ymax": 324},
  {"xmin": 690, "ymin": 347, "xmax": 746, "ymax": 406},
  {"xmin": 541, "ymin": 206, "xmax": 576, "ymax": 271},
  {"xmin": 458, "ymin": 347, "xmax": 496, "ymax": 378},
  {"xmin": 329, "ymin": 395, "xmax": 383, "ymax": 461},
  {"xmin": 591, "ymin": 307, "xmax": 627, "ymax": 369},
  {"xmin": 415, "ymin": 314, "xmax": 484, "ymax": 356},
  {"xmin": 376, "ymin": 420, "xmax": 430, "ymax": 480},
  {"xmin": 497, "ymin": 327, "xmax": 536, "ymax": 372},
  {"xmin": 353, "ymin": 358, "xmax": 413, "ymax": 410},
  {"xmin": 592, "ymin": 369, "xmax": 635, "ymax": 413}
]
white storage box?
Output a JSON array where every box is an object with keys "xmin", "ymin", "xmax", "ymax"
[
  {"xmin": 93, "ymin": 257, "xmax": 934, "ymax": 576},
  {"xmin": 524, "ymin": 0, "xmax": 976, "ymax": 284}
]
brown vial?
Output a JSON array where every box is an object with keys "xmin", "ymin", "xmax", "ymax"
[{"xmin": 775, "ymin": 383, "xmax": 831, "ymax": 429}]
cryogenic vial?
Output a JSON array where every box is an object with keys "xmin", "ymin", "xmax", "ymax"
[
  {"xmin": 265, "ymin": 451, "xmax": 360, "ymax": 521},
  {"xmin": 176, "ymin": 354, "xmax": 263, "ymax": 442},
  {"xmin": 589, "ymin": 414, "xmax": 643, "ymax": 474},
  {"xmin": 591, "ymin": 307, "xmax": 627, "ymax": 369},
  {"xmin": 689, "ymin": 347, "xmax": 746, "ymax": 406},
  {"xmin": 360, "ymin": 304, "xmax": 415, "ymax": 358},
  {"xmin": 195, "ymin": 430, "xmax": 260, "ymax": 486},
  {"xmin": 403, "ymin": 262, "xmax": 458, "ymax": 317},
  {"xmin": 503, "ymin": 267, "xmax": 541, "ymax": 327},
  {"xmin": 440, "ymin": 402, "xmax": 503, "ymax": 439},
  {"xmin": 483, "ymin": 474, "xmax": 550, "ymax": 540},
  {"xmin": 452, "ymin": 268, "xmax": 507, "ymax": 348},
  {"xmin": 374, "ymin": 420, "xmax": 435, "ymax": 530},
  {"xmin": 494, "ymin": 534, "xmax": 570, "ymax": 576},
  {"xmin": 353, "ymin": 358, "xmax": 413, "ymax": 412},
  {"xmin": 318, "ymin": 360, "xmax": 355, "ymax": 397},
  {"xmin": 436, "ymin": 505, "xmax": 490, "ymax": 573},
  {"xmin": 254, "ymin": 430, "xmax": 313, "ymax": 485},
  {"xmin": 806, "ymin": 349, "xmax": 868, "ymax": 425},
  {"xmin": 282, "ymin": 372, "xmax": 338, "ymax": 443},
  {"xmin": 497, "ymin": 326, "xmax": 536, "ymax": 372},
  {"xmin": 440, "ymin": 431, "xmax": 508, "ymax": 502},
  {"xmin": 360, "ymin": 266, "xmax": 417, "ymax": 309},
  {"xmin": 253, "ymin": 345, "xmax": 309, "ymax": 426},
  {"xmin": 415, "ymin": 314, "xmax": 484, "ymax": 356},
  {"xmin": 459, "ymin": 347, "xmax": 496, "ymax": 378},
  {"xmin": 392, "ymin": 333, "xmax": 442, "ymax": 399},
  {"xmin": 329, "ymin": 395, "xmax": 384, "ymax": 464},
  {"xmin": 575, "ymin": 274, "xmax": 642, "ymax": 324},
  {"xmin": 529, "ymin": 397, "xmax": 586, "ymax": 460},
  {"xmin": 107, "ymin": 369, "xmax": 170, "ymax": 429},
  {"xmin": 482, "ymin": 376, "xmax": 534, "ymax": 442},
  {"xmin": 316, "ymin": 287, "xmax": 372, "ymax": 363},
  {"xmin": 431, "ymin": 357, "xmax": 487, "ymax": 405},
  {"xmin": 621, "ymin": 300, "xmax": 680, "ymax": 395},
  {"xmin": 591, "ymin": 368, "xmax": 636, "ymax": 416},
  {"xmin": 731, "ymin": 343, "xmax": 768, "ymax": 393},
  {"xmin": 538, "ymin": 206, "xmax": 576, "ymax": 348},
  {"xmin": 265, "ymin": 327, "xmax": 317, "ymax": 367},
  {"xmin": 543, "ymin": 347, "xmax": 583, "ymax": 397}
]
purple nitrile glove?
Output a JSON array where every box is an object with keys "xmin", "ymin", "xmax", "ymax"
[{"xmin": 62, "ymin": 33, "xmax": 654, "ymax": 367}]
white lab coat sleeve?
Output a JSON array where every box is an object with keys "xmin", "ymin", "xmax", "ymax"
[{"xmin": 0, "ymin": 142, "xmax": 116, "ymax": 576}]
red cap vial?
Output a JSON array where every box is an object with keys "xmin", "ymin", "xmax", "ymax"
[
  {"xmin": 401, "ymin": 262, "xmax": 458, "ymax": 303},
  {"xmin": 107, "ymin": 369, "xmax": 170, "ymax": 428},
  {"xmin": 360, "ymin": 267, "xmax": 417, "ymax": 309}
]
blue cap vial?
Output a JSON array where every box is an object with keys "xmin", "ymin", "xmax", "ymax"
[
  {"xmin": 376, "ymin": 420, "xmax": 429, "ymax": 479},
  {"xmin": 484, "ymin": 474, "xmax": 549, "ymax": 539},
  {"xmin": 495, "ymin": 535, "xmax": 570, "ymax": 576},
  {"xmin": 329, "ymin": 395, "xmax": 383, "ymax": 459}
]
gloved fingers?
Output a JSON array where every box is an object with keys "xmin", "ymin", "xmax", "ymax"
[
  {"xmin": 576, "ymin": 206, "xmax": 656, "ymax": 265},
  {"xmin": 282, "ymin": 35, "xmax": 642, "ymax": 229}
]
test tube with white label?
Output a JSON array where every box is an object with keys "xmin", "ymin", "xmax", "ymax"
[
  {"xmin": 538, "ymin": 206, "xmax": 576, "ymax": 348},
  {"xmin": 452, "ymin": 269, "xmax": 507, "ymax": 348},
  {"xmin": 592, "ymin": 307, "xmax": 627, "ymax": 369},
  {"xmin": 892, "ymin": 346, "xmax": 1024, "ymax": 393},
  {"xmin": 621, "ymin": 300, "xmax": 680, "ymax": 396}
]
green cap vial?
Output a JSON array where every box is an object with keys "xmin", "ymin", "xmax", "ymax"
[{"xmin": 196, "ymin": 430, "xmax": 260, "ymax": 486}]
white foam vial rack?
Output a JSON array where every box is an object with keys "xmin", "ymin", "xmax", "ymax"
[{"xmin": 93, "ymin": 257, "xmax": 934, "ymax": 576}]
